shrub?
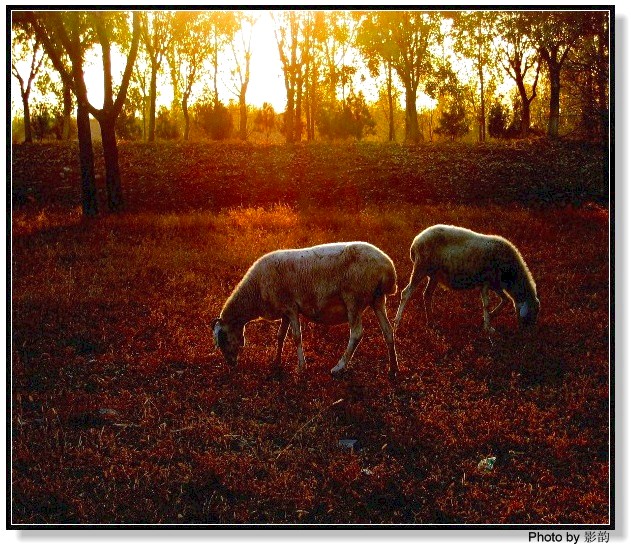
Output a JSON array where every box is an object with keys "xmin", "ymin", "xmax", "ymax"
[
  {"xmin": 155, "ymin": 107, "xmax": 181, "ymax": 141},
  {"xmin": 317, "ymin": 92, "xmax": 376, "ymax": 141},
  {"xmin": 434, "ymin": 102, "xmax": 469, "ymax": 141},
  {"xmin": 193, "ymin": 101, "xmax": 234, "ymax": 140},
  {"xmin": 488, "ymin": 102, "xmax": 511, "ymax": 139}
]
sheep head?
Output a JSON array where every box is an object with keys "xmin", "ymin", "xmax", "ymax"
[
  {"xmin": 518, "ymin": 298, "xmax": 540, "ymax": 328},
  {"xmin": 211, "ymin": 318, "xmax": 245, "ymax": 367}
]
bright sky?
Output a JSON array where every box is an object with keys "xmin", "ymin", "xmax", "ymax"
[{"xmin": 79, "ymin": 12, "xmax": 288, "ymax": 113}]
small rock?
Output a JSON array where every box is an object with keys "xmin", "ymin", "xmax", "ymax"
[{"xmin": 338, "ymin": 439, "xmax": 361, "ymax": 452}]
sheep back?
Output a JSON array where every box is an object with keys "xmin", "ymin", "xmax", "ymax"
[
  {"xmin": 244, "ymin": 242, "xmax": 397, "ymax": 321},
  {"xmin": 411, "ymin": 224, "xmax": 532, "ymax": 291}
]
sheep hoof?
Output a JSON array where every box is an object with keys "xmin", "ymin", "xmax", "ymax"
[{"xmin": 331, "ymin": 363, "xmax": 346, "ymax": 377}]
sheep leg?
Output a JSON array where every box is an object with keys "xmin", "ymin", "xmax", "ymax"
[
  {"xmin": 480, "ymin": 285, "xmax": 495, "ymax": 333},
  {"xmin": 489, "ymin": 289, "xmax": 508, "ymax": 319},
  {"xmin": 331, "ymin": 303, "xmax": 363, "ymax": 376},
  {"xmin": 372, "ymin": 295, "xmax": 399, "ymax": 379},
  {"xmin": 273, "ymin": 317, "xmax": 290, "ymax": 368},
  {"xmin": 394, "ymin": 270, "xmax": 428, "ymax": 330},
  {"xmin": 422, "ymin": 276, "xmax": 436, "ymax": 324},
  {"xmin": 288, "ymin": 313, "xmax": 306, "ymax": 373}
]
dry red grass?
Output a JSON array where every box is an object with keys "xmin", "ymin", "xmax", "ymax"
[{"xmin": 11, "ymin": 142, "xmax": 610, "ymax": 525}]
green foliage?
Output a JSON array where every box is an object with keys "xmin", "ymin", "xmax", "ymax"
[
  {"xmin": 30, "ymin": 103, "xmax": 57, "ymax": 141},
  {"xmin": 17, "ymin": 10, "xmax": 608, "ymax": 146},
  {"xmin": 355, "ymin": 11, "xmax": 443, "ymax": 143},
  {"xmin": 193, "ymin": 101, "xmax": 234, "ymax": 140},
  {"xmin": 25, "ymin": 100, "xmax": 74, "ymax": 141},
  {"xmin": 317, "ymin": 92, "xmax": 375, "ymax": 141},
  {"xmin": 488, "ymin": 101, "xmax": 511, "ymax": 138},
  {"xmin": 254, "ymin": 103, "xmax": 276, "ymax": 136},
  {"xmin": 155, "ymin": 106, "xmax": 180, "ymax": 140},
  {"xmin": 116, "ymin": 105, "xmax": 143, "ymax": 141},
  {"xmin": 435, "ymin": 102, "xmax": 469, "ymax": 141}
]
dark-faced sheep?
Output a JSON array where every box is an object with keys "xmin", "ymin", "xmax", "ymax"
[
  {"xmin": 212, "ymin": 242, "xmax": 399, "ymax": 378},
  {"xmin": 394, "ymin": 224, "xmax": 539, "ymax": 332}
]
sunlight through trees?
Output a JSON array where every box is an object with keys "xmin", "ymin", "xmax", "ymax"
[{"xmin": 11, "ymin": 9, "xmax": 610, "ymax": 213}]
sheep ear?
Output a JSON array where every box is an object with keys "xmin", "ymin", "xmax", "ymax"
[{"xmin": 212, "ymin": 318, "xmax": 223, "ymax": 347}]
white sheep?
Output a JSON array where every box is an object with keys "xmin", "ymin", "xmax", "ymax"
[
  {"xmin": 394, "ymin": 224, "xmax": 539, "ymax": 332},
  {"xmin": 212, "ymin": 242, "xmax": 399, "ymax": 378}
]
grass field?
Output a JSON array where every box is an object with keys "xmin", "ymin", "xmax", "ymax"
[{"xmin": 11, "ymin": 142, "xmax": 610, "ymax": 525}]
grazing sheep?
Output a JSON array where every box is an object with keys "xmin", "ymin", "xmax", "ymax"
[
  {"xmin": 212, "ymin": 242, "xmax": 399, "ymax": 378},
  {"xmin": 394, "ymin": 224, "xmax": 539, "ymax": 332}
]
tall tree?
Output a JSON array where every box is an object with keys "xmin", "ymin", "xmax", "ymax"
[
  {"xmin": 357, "ymin": 11, "xmax": 441, "ymax": 144},
  {"xmin": 451, "ymin": 11, "xmax": 498, "ymax": 142},
  {"xmin": 314, "ymin": 11, "xmax": 358, "ymax": 141},
  {"xmin": 60, "ymin": 79, "xmax": 73, "ymax": 141},
  {"xmin": 30, "ymin": 58, "xmax": 76, "ymax": 141},
  {"xmin": 131, "ymin": 52, "xmax": 151, "ymax": 141},
  {"xmin": 209, "ymin": 12, "xmax": 240, "ymax": 106},
  {"xmin": 354, "ymin": 13, "xmax": 396, "ymax": 142},
  {"xmin": 229, "ymin": 12, "xmax": 254, "ymax": 141},
  {"xmin": 563, "ymin": 11, "xmax": 609, "ymax": 141},
  {"xmin": 11, "ymin": 21, "xmax": 46, "ymax": 143},
  {"xmin": 140, "ymin": 11, "xmax": 175, "ymax": 143},
  {"xmin": 167, "ymin": 12, "xmax": 213, "ymax": 141},
  {"xmin": 272, "ymin": 10, "xmax": 311, "ymax": 143},
  {"xmin": 90, "ymin": 11, "xmax": 141, "ymax": 210},
  {"xmin": 25, "ymin": 11, "xmax": 98, "ymax": 215},
  {"xmin": 496, "ymin": 12, "xmax": 541, "ymax": 137},
  {"xmin": 529, "ymin": 11, "xmax": 588, "ymax": 138},
  {"xmin": 28, "ymin": 11, "xmax": 140, "ymax": 212},
  {"xmin": 316, "ymin": 11, "xmax": 356, "ymax": 108}
]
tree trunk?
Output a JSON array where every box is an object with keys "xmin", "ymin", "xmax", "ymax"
[
  {"xmin": 521, "ymin": 99, "xmax": 531, "ymax": 138},
  {"xmin": 294, "ymin": 79, "xmax": 303, "ymax": 142},
  {"xmin": 99, "ymin": 116, "xmax": 124, "ymax": 211},
  {"xmin": 62, "ymin": 82, "xmax": 72, "ymax": 140},
  {"xmin": 548, "ymin": 65, "xmax": 561, "ymax": 138},
  {"xmin": 478, "ymin": 47, "xmax": 486, "ymax": 142},
  {"xmin": 479, "ymin": 70, "xmax": 485, "ymax": 142},
  {"xmin": 387, "ymin": 60, "xmax": 395, "ymax": 142},
  {"xmin": 404, "ymin": 84, "xmax": 422, "ymax": 144},
  {"xmin": 148, "ymin": 61, "xmax": 158, "ymax": 142},
  {"xmin": 428, "ymin": 109, "xmax": 434, "ymax": 142},
  {"xmin": 309, "ymin": 65, "xmax": 317, "ymax": 141},
  {"xmin": 239, "ymin": 88, "xmax": 248, "ymax": 141},
  {"xmin": 515, "ymin": 75, "xmax": 532, "ymax": 137},
  {"xmin": 304, "ymin": 87, "xmax": 311, "ymax": 141},
  {"xmin": 22, "ymin": 94, "xmax": 32, "ymax": 143},
  {"xmin": 213, "ymin": 44, "xmax": 219, "ymax": 106},
  {"xmin": 182, "ymin": 95, "xmax": 190, "ymax": 141},
  {"xmin": 141, "ymin": 95, "xmax": 147, "ymax": 142},
  {"xmin": 76, "ymin": 102, "xmax": 98, "ymax": 216},
  {"xmin": 285, "ymin": 88, "xmax": 295, "ymax": 143}
]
